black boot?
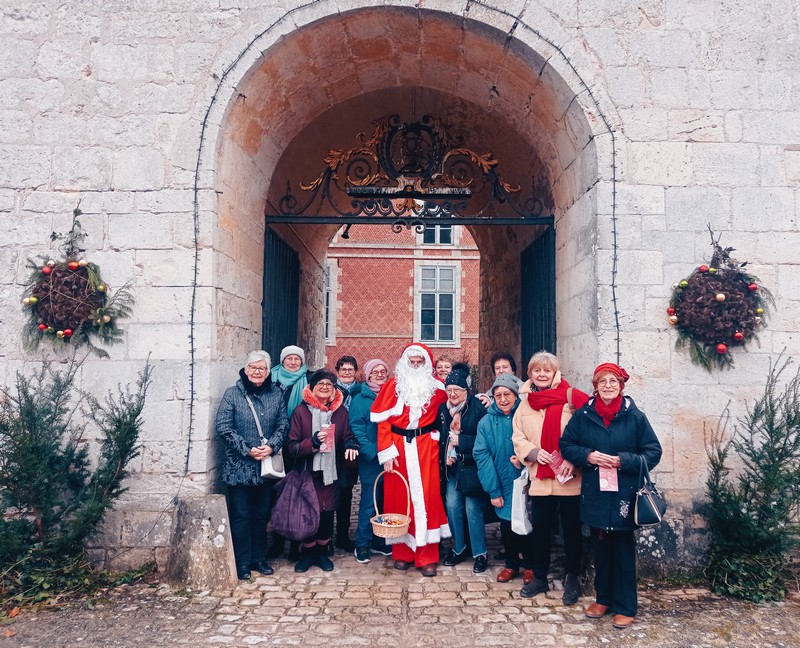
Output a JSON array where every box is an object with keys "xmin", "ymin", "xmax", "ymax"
[
  {"xmin": 520, "ymin": 576, "xmax": 549, "ymax": 598},
  {"xmin": 294, "ymin": 545, "xmax": 315, "ymax": 573},
  {"xmin": 563, "ymin": 573, "xmax": 581, "ymax": 606},
  {"xmin": 316, "ymin": 544, "xmax": 334, "ymax": 572},
  {"xmin": 288, "ymin": 541, "xmax": 301, "ymax": 562}
]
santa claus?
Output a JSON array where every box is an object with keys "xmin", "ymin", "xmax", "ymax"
[{"xmin": 370, "ymin": 342, "xmax": 450, "ymax": 576}]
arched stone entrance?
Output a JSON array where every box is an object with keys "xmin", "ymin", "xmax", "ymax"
[{"xmin": 208, "ymin": 4, "xmax": 612, "ymax": 388}]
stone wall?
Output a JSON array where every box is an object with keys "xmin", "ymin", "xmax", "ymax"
[{"xmin": 1, "ymin": 1, "xmax": 797, "ymax": 571}]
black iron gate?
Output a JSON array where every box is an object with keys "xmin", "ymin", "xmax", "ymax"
[
  {"xmin": 262, "ymin": 227, "xmax": 300, "ymax": 364},
  {"xmin": 520, "ymin": 226, "xmax": 556, "ymax": 363}
]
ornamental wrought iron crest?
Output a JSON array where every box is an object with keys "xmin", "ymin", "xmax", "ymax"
[{"xmin": 266, "ymin": 114, "xmax": 552, "ymax": 236}]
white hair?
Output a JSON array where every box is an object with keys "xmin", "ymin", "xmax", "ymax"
[
  {"xmin": 394, "ymin": 349, "xmax": 440, "ymax": 428},
  {"xmin": 245, "ymin": 350, "xmax": 271, "ymax": 370}
]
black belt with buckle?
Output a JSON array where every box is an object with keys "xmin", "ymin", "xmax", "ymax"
[{"xmin": 391, "ymin": 422, "xmax": 439, "ymax": 443}]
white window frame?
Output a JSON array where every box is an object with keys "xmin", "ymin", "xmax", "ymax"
[
  {"xmin": 324, "ymin": 260, "xmax": 338, "ymax": 345},
  {"xmin": 418, "ymin": 224, "xmax": 455, "ymax": 246},
  {"xmin": 413, "ymin": 261, "xmax": 461, "ymax": 346}
]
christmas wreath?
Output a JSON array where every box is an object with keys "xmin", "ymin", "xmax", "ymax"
[
  {"xmin": 667, "ymin": 228, "xmax": 772, "ymax": 371},
  {"xmin": 21, "ymin": 208, "xmax": 134, "ymax": 357}
]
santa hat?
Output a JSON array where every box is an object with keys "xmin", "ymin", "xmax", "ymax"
[{"xmin": 397, "ymin": 342, "xmax": 435, "ymax": 372}]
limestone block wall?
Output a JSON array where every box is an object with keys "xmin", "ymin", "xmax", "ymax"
[{"xmin": 0, "ymin": 1, "xmax": 797, "ymax": 571}]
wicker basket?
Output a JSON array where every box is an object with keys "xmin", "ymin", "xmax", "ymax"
[{"xmin": 370, "ymin": 470, "xmax": 411, "ymax": 539}]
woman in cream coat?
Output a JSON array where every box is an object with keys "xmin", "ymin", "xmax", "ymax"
[{"xmin": 512, "ymin": 351, "xmax": 589, "ymax": 604}]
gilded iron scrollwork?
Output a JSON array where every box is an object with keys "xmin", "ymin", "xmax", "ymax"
[{"xmin": 270, "ymin": 113, "xmax": 548, "ymax": 235}]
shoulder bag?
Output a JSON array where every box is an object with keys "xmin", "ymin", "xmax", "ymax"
[
  {"xmin": 244, "ymin": 393, "xmax": 286, "ymax": 479},
  {"xmin": 634, "ymin": 455, "xmax": 667, "ymax": 527}
]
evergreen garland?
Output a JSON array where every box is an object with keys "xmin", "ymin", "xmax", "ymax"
[
  {"xmin": 20, "ymin": 207, "xmax": 134, "ymax": 358},
  {"xmin": 668, "ymin": 228, "xmax": 773, "ymax": 371}
]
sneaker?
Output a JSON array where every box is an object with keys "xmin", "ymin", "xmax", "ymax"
[
  {"xmin": 442, "ymin": 548, "xmax": 467, "ymax": 567},
  {"xmin": 472, "ymin": 554, "xmax": 488, "ymax": 573},
  {"xmin": 354, "ymin": 546, "xmax": 371, "ymax": 564}
]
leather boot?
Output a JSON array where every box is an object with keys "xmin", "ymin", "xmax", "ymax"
[
  {"xmin": 520, "ymin": 576, "xmax": 549, "ymax": 598},
  {"xmin": 315, "ymin": 544, "xmax": 334, "ymax": 572},
  {"xmin": 294, "ymin": 545, "xmax": 315, "ymax": 573}
]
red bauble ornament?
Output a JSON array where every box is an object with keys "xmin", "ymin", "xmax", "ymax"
[
  {"xmin": 41, "ymin": 266, "xmax": 52, "ymax": 275},
  {"xmin": 699, "ymin": 265, "xmax": 709, "ymax": 273},
  {"xmin": 63, "ymin": 328, "xmax": 73, "ymax": 337},
  {"xmin": 38, "ymin": 323, "xmax": 47, "ymax": 331},
  {"xmin": 68, "ymin": 261, "xmax": 79, "ymax": 270},
  {"xmin": 748, "ymin": 283, "xmax": 758, "ymax": 291},
  {"xmin": 734, "ymin": 331, "xmax": 744, "ymax": 341},
  {"xmin": 667, "ymin": 307, "xmax": 675, "ymax": 316},
  {"xmin": 716, "ymin": 343, "xmax": 728, "ymax": 354}
]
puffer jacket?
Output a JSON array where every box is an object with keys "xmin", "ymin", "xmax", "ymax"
[
  {"xmin": 473, "ymin": 399, "xmax": 521, "ymax": 521},
  {"xmin": 560, "ymin": 396, "xmax": 662, "ymax": 531},
  {"xmin": 215, "ymin": 375, "xmax": 289, "ymax": 486}
]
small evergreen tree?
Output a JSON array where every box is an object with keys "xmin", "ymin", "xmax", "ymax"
[
  {"xmin": 704, "ymin": 356, "xmax": 800, "ymax": 602},
  {"xmin": 0, "ymin": 356, "xmax": 152, "ymax": 589}
]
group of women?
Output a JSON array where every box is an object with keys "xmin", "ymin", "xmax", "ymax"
[{"xmin": 216, "ymin": 346, "xmax": 662, "ymax": 630}]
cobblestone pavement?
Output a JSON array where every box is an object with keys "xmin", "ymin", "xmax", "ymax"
[{"xmin": 3, "ymin": 551, "xmax": 799, "ymax": 648}]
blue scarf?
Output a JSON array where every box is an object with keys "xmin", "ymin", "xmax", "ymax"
[{"xmin": 270, "ymin": 364, "xmax": 308, "ymax": 416}]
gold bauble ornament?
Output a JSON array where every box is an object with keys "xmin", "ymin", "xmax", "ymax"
[
  {"xmin": 715, "ymin": 293, "xmax": 726, "ymax": 302},
  {"xmin": 668, "ymin": 315, "xmax": 678, "ymax": 325}
]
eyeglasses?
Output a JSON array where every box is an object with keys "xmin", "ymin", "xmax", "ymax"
[
  {"xmin": 369, "ymin": 370, "xmax": 388, "ymax": 377},
  {"xmin": 247, "ymin": 365, "xmax": 267, "ymax": 373},
  {"xmin": 338, "ymin": 367, "xmax": 355, "ymax": 373},
  {"xmin": 445, "ymin": 387, "xmax": 466, "ymax": 395},
  {"xmin": 597, "ymin": 378, "xmax": 620, "ymax": 386},
  {"xmin": 315, "ymin": 381, "xmax": 334, "ymax": 388}
]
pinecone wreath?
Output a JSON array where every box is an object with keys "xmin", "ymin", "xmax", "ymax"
[
  {"xmin": 21, "ymin": 208, "xmax": 134, "ymax": 356},
  {"xmin": 667, "ymin": 229, "xmax": 773, "ymax": 370}
]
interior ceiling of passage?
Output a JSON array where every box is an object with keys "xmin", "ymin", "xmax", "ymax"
[{"xmin": 225, "ymin": 6, "xmax": 594, "ymax": 221}]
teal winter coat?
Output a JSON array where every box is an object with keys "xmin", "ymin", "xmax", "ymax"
[
  {"xmin": 473, "ymin": 399, "xmax": 521, "ymax": 521},
  {"xmin": 349, "ymin": 382, "xmax": 379, "ymax": 462}
]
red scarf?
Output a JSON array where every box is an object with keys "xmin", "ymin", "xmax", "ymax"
[
  {"xmin": 527, "ymin": 379, "xmax": 573, "ymax": 481},
  {"xmin": 594, "ymin": 395, "xmax": 622, "ymax": 427}
]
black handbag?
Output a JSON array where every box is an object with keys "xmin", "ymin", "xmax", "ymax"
[
  {"xmin": 634, "ymin": 455, "xmax": 667, "ymax": 528},
  {"xmin": 456, "ymin": 460, "xmax": 486, "ymax": 498}
]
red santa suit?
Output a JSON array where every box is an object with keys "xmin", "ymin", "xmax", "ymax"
[{"xmin": 370, "ymin": 343, "xmax": 450, "ymax": 567}]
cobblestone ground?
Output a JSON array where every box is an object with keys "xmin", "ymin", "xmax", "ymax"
[{"xmin": 3, "ymin": 551, "xmax": 799, "ymax": 648}]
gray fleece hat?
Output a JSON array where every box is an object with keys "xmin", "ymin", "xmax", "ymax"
[{"xmin": 491, "ymin": 373, "xmax": 520, "ymax": 396}]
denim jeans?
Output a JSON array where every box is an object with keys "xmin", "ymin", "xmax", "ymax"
[
  {"xmin": 354, "ymin": 456, "xmax": 384, "ymax": 548},
  {"xmin": 445, "ymin": 474, "xmax": 486, "ymax": 557}
]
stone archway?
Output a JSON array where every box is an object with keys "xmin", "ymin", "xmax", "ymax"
[{"xmin": 209, "ymin": 4, "xmax": 611, "ymax": 385}]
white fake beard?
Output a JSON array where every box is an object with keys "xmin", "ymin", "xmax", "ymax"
[{"xmin": 395, "ymin": 361, "xmax": 440, "ymax": 427}]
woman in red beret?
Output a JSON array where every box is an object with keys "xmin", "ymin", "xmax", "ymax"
[{"xmin": 560, "ymin": 363, "xmax": 662, "ymax": 630}]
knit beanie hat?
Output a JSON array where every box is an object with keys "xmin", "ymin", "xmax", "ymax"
[
  {"xmin": 363, "ymin": 358, "xmax": 388, "ymax": 379},
  {"xmin": 280, "ymin": 345, "xmax": 305, "ymax": 364},
  {"xmin": 491, "ymin": 373, "xmax": 520, "ymax": 396},
  {"xmin": 444, "ymin": 368, "xmax": 469, "ymax": 390}
]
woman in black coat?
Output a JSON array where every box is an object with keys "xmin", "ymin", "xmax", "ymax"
[
  {"xmin": 215, "ymin": 350, "xmax": 289, "ymax": 580},
  {"xmin": 560, "ymin": 363, "xmax": 662, "ymax": 631},
  {"xmin": 437, "ymin": 368, "xmax": 488, "ymax": 573}
]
